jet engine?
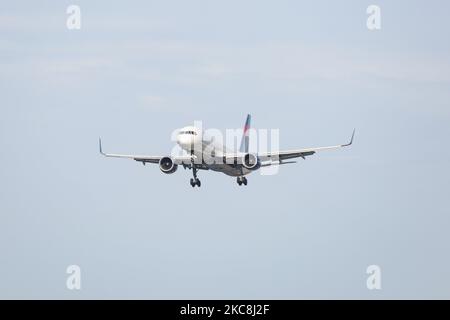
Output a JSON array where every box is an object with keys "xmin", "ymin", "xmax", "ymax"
[
  {"xmin": 242, "ymin": 153, "xmax": 260, "ymax": 170},
  {"xmin": 159, "ymin": 157, "xmax": 178, "ymax": 174}
]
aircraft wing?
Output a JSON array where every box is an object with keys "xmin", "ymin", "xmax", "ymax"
[
  {"xmin": 98, "ymin": 138, "xmax": 192, "ymax": 164},
  {"xmin": 258, "ymin": 129, "xmax": 355, "ymax": 162}
]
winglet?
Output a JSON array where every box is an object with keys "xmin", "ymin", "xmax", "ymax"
[
  {"xmin": 342, "ymin": 129, "xmax": 355, "ymax": 147},
  {"xmin": 99, "ymin": 137, "xmax": 105, "ymax": 155}
]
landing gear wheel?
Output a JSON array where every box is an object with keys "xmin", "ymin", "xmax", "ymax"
[
  {"xmin": 237, "ymin": 176, "xmax": 247, "ymax": 186},
  {"xmin": 196, "ymin": 178, "xmax": 201, "ymax": 187},
  {"xmin": 190, "ymin": 178, "xmax": 195, "ymax": 187}
]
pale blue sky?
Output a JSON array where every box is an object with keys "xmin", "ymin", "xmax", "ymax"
[{"xmin": 1, "ymin": 0, "xmax": 450, "ymax": 298}]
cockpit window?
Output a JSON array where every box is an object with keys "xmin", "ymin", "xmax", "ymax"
[{"xmin": 179, "ymin": 130, "xmax": 197, "ymax": 135}]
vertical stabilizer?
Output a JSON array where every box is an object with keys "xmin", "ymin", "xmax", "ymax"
[{"xmin": 239, "ymin": 114, "xmax": 251, "ymax": 153}]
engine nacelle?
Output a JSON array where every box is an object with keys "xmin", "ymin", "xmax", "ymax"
[
  {"xmin": 242, "ymin": 153, "xmax": 260, "ymax": 170},
  {"xmin": 159, "ymin": 157, "xmax": 178, "ymax": 174}
]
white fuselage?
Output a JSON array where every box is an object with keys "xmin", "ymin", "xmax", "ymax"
[{"xmin": 176, "ymin": 126, "xmax": 252, "ymax": 177}]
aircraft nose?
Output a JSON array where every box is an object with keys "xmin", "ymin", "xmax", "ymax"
[{"xmin": 177, "ymin": 134, "xmax": 192, "ymax": 147}]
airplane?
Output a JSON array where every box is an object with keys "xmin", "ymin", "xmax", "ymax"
[{"xmin": 99, "ymin": 114, "xmax": 355, "ymax": 187}]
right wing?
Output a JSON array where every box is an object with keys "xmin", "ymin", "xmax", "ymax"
[{"xmin": 98, "ymin": 138, "xmax": 192, "ymax": 164}]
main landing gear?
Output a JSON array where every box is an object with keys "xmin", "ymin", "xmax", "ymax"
[
  {"xmin": 190, "ymin": 177, "xmax": 201, "ymax": 187},
  {"xmin": 237, "ymin": 176, "xmax": 248, "ymax": 186}
]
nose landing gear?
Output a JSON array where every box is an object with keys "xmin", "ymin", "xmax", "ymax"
[
  {"xmin": 237, "ymin": 176, "xmax": 248, "ymax": 186},
  {"xmin": 189, "ymin": 160, "xmax": 201, "ymax": 188}
]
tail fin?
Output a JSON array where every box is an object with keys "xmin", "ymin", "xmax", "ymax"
[{"xmin": 239, "ymin": 114, "xmax": 251, "ymax": 153}]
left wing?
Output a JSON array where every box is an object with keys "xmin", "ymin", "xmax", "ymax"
[{"xmin": 258, "ymin": 129, "xmax": 355, "ymax": 162}]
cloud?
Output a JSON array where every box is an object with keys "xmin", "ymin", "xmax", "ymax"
[
  {"xmin": 2, "ymin": 22, "xmax": 450, "ymax": 96},
  {"xmin": 139, "ymin": 95, "xmax": 167, "ymax": 110},
  {"xmin": 194, "ymin": 63, "xmax": 232, "ymax": 78},
  {"xmin": 113, "ymin": 41, "xmax": 450, "ymax": 85}
]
